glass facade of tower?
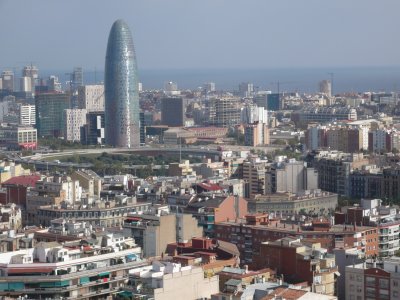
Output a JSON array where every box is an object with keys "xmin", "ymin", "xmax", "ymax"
[
  {"xmin": 35, "ymin": 93, "xmax": 71, "ymax": 138},
  {"xmin": 104, "ymin": 19, "xmax": 140, "ymax": 148}
]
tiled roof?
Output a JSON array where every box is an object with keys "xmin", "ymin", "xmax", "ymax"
[
  {"xmin": 196, "ymin": 182, "xmax": 223, "ymax": 191},
  {"xmin": 2, "ymin": 175, "xmax": 41, "ymax": 187}
]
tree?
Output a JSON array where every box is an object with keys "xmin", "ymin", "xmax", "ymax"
[{"xmin": 272, "ymin": 139, "xmax": 287, "ymax": 145}]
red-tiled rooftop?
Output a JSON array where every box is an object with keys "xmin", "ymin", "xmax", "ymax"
[
  {"xmin": 2, "ymin": 175, "xmax": 41, "ymax": 187},
  {"xmin": 196, "ymin": 182, "xmax": 223, "ymax": 191}
]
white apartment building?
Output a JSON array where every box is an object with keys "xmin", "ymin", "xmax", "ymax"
[
  {"xmin": 241, "ymin": 104, "xmax": 268, "ymax": 125},
  {"xmin": 0, "ymin": 236, "xmax": 143, "ymax": 299},
  {"xmin": 19, "ymin": 104, "xmax": 36, "ymax": 125},
  {"xmin": 64, "ymin": 109, "xmax": 87, "ymax": 141},
  {"xmin": 125, "ymin": 261, "xmax": 219, "ymax": 300},
  {"xmin": 77, "ymin": 85, "xmax": 104, "ymax": 112}
]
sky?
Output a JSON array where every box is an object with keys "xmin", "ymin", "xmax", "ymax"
[{"xmin": 1, "ymin": 0, "xmax": 400, "ymax": 71}]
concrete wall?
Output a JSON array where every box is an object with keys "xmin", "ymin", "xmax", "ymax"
[
  {"xmin": 153, "ymin": 267, "xmax": 219, "ymax": 300},
  {"xmin": 143, "ymin": 214, "xmax": 177, "ymax": 257},
  {"xmin": 178, "ymin": 214, "xmax": 203, "ymax": 243}
]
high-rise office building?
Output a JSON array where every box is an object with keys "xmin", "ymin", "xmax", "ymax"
[
  {"xmin": 72, "ymin": 67, "xmax": 83, "ymax": 90},
  {"xmin": 20, "ymin": 77, "xmax": 32, "ymax": 92},
  {"xmin": 35, "ymin": 93, "xmax": 70, "ymax": 137},
  {"xmin": 266, "ymin": 93, "xmax": 281, "ymax": 111},
  {"xmin": 319, "ymin": 80, "xmax": 332, "ymax": 97},
  {"xmin": 22, "ymin": 65, "xmax": 38, "ymax": 93},
  {"xmin": 253, "ymin": 91, "xmax": 271, "ymax": 109},
  {"xmin": 161, "ymin": 97, "xmax": 185, "ymax": 127},
  {"xmin": 105, "ymin": 19, "xmax": 140, "ymax": 148},
  {"xmin": 47, "ymin": 76, "xmax": 62, "ymax": 92},
  {"xmin": 19, "ymin": 104, "xmax": 36, "ymax": 126},
  {"xmin": 209, "ymin": 98, "xmax": 241, "ymax": 127},
  {"xmin": 239, "ymin": 82, "xmax": 254, "ymax": 97},
  {"xmin": 203, "ymin": 82, "xmax": 216, "ymax": 93},
  {"xmin": 77, "ymin": 85, "xmax": 104, "ymax": 112},
  {"xmin": 1, "ymin": 71, "xmax": 14, "ymax": 92},
  {"xmin": 81, "ymin": 111, "xmax": 105, "ymax": 145},
  {"xmin": 64, "ymin": 109, "xmax": 87, "ymax": 141}
]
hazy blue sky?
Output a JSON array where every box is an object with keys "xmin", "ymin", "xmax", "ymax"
[{"xmin": 1, "ymin": 0, "xmax": 400, "ymax": 70}]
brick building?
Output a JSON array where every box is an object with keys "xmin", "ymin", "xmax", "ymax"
[
  {"xmin": 215, "ymin": 215, "xmax": 378, "ymax": 264},
  {"xmin": 346, "ymin": 258, "xmax": 400, "ymax": 300},
  {"xmin": 254, "ymin": 237, "xmax": 338, "ymax": 296}
]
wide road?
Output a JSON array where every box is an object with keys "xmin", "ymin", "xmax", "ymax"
[{"xmin": 11, "ymin": 144, "xmax": 284, "ymax": 170}]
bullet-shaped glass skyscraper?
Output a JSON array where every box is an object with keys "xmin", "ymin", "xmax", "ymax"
[{"xmin": 105, "ymin": 19, "xmax": 140, "ymax": 148}]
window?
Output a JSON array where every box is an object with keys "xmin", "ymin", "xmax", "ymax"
[
  {"xmin": 365, "ymin": 287, "xmax": 375, "ymax": 297},
  {"xmin": 379, "ymin": 289, "xmax": 389, "ymax": 300},
  {"xmin": 379, "ymin": 278, "xmax": 389, "ymax": 289},
  {"xmin": 366, "ymin": 276, "xmax": 375, "ymax": 287}
]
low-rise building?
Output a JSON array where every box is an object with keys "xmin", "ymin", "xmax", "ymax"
[
  {"xmin": 345, "ymin": 258, "xmax": 400, "ymax": 300},
  {"xmin": 168, "ymin": 194, "xmax": 248, "ymax": 237},
  {"xmin": 248, "ymin": 190, "xmax": 338, "ymax": 217},
  {"xmin": 254, "ymin": 237, "xmax": 338, "ymax": 296},
  {"xmin": 37, "ymin": 197, "xmax": 151, "ymax": 228},
  {"xmin": 265, "ymin": 159, "xmax": 318, "ymax": 194},
  {"xmin": 215, "ymin": 215, "xmax": 378, "ymax": 264},
  {"xmin": 123, "ymin": 205, "xmax": 202, "ymax": 257},
  {"xmin": 122, "ymin": 261, "xmax": 219, "ymax": 300},
  {"xmin": 0, "ymin": 125, "xmax": 37, "ymax": 150},
  {"xmin": 291, "ymin": 106, "xmax": 357, "ymax": 128},
  {"xmin": 70, "ymin": 169, "xmax": 102, "ymax": 199},
  {"xmin": 0, "ymin": 237, "xmax": 143, "ymax": 299}
]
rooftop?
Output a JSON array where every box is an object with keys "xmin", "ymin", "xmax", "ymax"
[
  {"xmin": 218, "ymin": 219, "xmax": 375, "ymax": 235},
  {"xmin": 2, "ymin": 175, "xmax": 41, "ymax": 187}
]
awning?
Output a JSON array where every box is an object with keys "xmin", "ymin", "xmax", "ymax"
[
  {"xmin": 334, "ymin": 271, "xmax": 341, "ymax": 277},
  {"xmin": 98, "ymin": 272, "xmax": 110, "ymax": 277},
  {"xmin": 126, "ymin": 254, "xmax": 138, "ymax": 261},
  {"xmin": 118, "ymin": 291, "xmax": 133, "ymax": 297},
  {"xmin": 126, "ymin": 217, "xmax": 141, "ymax": 221},
  {"xmin": 79, "ymin": 277, "xmax": 90, "ymax": 284}
]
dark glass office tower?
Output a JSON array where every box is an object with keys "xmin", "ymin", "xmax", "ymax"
[{"xmin": 104, "ymin": 19, "xmax": 140, "ymax": 148}]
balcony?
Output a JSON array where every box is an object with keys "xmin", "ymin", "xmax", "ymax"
[
  {"xmin": 316, "ymin": 266, "xmax": 339, "ymax": 275},
  {"xmin": 0, "ymin": 260, "xmax": 148, "ymax": 284}
]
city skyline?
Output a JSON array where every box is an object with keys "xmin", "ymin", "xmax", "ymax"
[{"xmin": 0, "ymin": 0, "xmax": 400, "ymax": 70}]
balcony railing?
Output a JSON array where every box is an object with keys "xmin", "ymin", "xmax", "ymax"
[{"xmin": 0, "ymin": 260, "xmax": 148, "ymax": 284}]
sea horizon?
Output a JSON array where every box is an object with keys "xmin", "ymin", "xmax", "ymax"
[{"xmin": 39, "ymin": 65, "xmax": 400, "ymax": 94}]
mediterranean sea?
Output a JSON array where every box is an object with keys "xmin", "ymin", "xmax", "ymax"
[{"xmin": 43, "ymin": 66, "xmax": 400, "ymax": 94}]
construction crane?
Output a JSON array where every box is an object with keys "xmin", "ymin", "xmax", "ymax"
[{"xmin": 270, "ymin": 81, "xmax": 295, "ymax": 94}]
